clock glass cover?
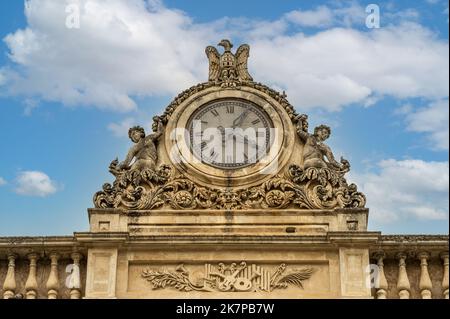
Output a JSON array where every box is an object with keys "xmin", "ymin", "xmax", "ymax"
[{"xmin": 187, "ymin": 99, "xmax": 273, "ymax": 169}]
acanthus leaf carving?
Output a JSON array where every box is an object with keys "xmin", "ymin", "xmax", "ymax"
[{"xmin": 94, "ymin": 162, "xmax": 365, "ymax": 210}]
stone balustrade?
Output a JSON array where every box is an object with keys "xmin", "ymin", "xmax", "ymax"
[
  {"xmin": 1, "ymin": 234, "xmax": 447, "ymax": 299},
  {"xmin": 370, "ymin": 235, "xmax": 449, "ymax": 299},
  {"xmin": 0, "ymin": 237, "xmax": 86, "ymax": 299}
]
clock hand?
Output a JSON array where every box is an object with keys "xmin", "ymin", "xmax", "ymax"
[{"xmin": 232, "ymin": 109, "xmax": 251, "ymax": 128}]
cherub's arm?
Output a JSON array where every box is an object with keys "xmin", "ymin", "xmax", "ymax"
[
  {"xmin": 321, "ymin": 144, "xmax": 341, "ymax": 168},
  {"xmin": 148, "ymin": 119, "xmax": 164, "ymax": 142},
  {"xmin": 296, "ymin": 114, "xmax": 309, "ymax": 143},
  {"xmin": 120, "ymin": 145, "xmax": 138, "ymax": 169},
  {"xmin": 297, "ymin": 127, "xmax": 309, "ymax": 143}
]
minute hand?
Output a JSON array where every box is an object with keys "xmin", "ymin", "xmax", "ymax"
[{"xmin": 232, "ymin": 109, "xmax": 251, "ymax": 128}]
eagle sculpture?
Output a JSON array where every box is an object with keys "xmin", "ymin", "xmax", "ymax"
[{"xmin": 205, "ymin": 39, "xmax": 253, "ymax": 87}]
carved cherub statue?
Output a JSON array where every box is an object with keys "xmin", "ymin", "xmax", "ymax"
[
  {"xmin": 117, "ymin": 117, "xmax": 164, "ymax": 171},
  {"xmin": 295, "ymin": 114, "xmax": 347, "ymax": 171}
]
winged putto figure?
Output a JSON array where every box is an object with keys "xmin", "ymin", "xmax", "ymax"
[{"xmin": 205, "ymin": 39, "xmax": 253, "ymax": 87}]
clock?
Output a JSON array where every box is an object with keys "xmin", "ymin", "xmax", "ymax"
[
  {"xmin": 186, "ymin": 99, "xmax": 273, "ymax": 169},
  {"xmin": 164, "ymin": 87, "xmax": 294, "ymax": 188}
]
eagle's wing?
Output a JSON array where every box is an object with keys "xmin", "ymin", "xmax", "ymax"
[
  {"xmin": 235, "ymin": 44, "xmax": 253, "ymax": 82},
  {"xmin": 205, "ymin": 46, "xmax": 221, "ymax": 82},
  {"xmin": 275, "ymin": 268, "xmax": 314, "ymax": 289}
]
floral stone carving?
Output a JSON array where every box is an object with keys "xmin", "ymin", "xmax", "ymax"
[
  {"xmin": 141, "ymin": 262, "xmax": 314, "ymax": 292},
  {"xmin": 93, "ymin": 40, "xmax": 366, "ymax": 211},
  {"xmin": 94, "ymin": 162, "xmax": 365, "ymax": 210},
  {"xmin": 93, "ymin": 115, "xmax": 365, "ymax": 210}
]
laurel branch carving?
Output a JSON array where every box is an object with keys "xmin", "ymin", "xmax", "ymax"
[{"xmin": 141, "ymin": 262, "xmax": 314, "ymax": 292}]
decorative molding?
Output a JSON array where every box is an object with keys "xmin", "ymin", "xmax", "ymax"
[
  {"xmin": 157, "ymin": 81, "xmax": 298, "ymax": 131},
  {"xmin": 142, "ymin": 262, "xmax": 314, "ymax": 293},
  {"xmin": 380, "ymin": 235, "xmax": 450, "ymax": 243},
  {"xmin": 94, "ymin": 164, "xmax": 365, "ymax": 210}
]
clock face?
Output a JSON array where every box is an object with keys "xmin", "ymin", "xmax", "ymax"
[{"xmin": 187, "ymin": 99, "xmax": 273, "ymax": 169}]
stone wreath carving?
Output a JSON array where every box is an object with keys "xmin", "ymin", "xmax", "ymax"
[{"xmin": 141, "ymin": 262, "xmax": 314, "ymax": 292}]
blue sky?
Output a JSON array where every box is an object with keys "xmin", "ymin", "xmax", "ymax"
[{"xmin": 0, "ymin": 0, "xmax": 448, "ymax": 236}]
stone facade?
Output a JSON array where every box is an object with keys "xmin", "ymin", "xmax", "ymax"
[{"xmin": 0, "ymin": 40, "xmax": 448, "ymax": 299}]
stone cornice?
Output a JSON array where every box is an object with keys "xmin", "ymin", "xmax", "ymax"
[
  {"xmin": 0, "ymin": 236, "xmax": 85, "ymax": 259},
  {"xmin": 378, "ymin": 234, "xmax": 449, "ymax": 243},
  {"xmin": 0, "ymin": 236, "xmax": 77, "ymax": 245},
  {"xmin": 369, "ymin": 234, "xmax": 449, "ymax": 259},
  {"xmin": 1, "ymin": 233, "xmax": 447, "ymax": 257}
]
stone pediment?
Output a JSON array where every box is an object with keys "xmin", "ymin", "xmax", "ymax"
[{"xmin": 93, "ymin": 40, "xmax": 366, "ymax": 212}]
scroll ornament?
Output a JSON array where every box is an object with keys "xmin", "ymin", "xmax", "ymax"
[
  {"xmin": 93, "ymin": 118, "xmax": 365, "ymax": 210},
  {"xmin": 94, "ymin": 161, "xmax": 365, "ymax": 210}
]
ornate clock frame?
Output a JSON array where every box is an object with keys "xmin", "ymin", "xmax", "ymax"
[{"xmin": 164, "ymin": 85, "xmax": 296, "ymax": 188}]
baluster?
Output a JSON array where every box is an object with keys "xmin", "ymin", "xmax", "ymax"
[
  {"xmin": 396, "ymin": 252, "xmax": 410, "ymax": 299},
  {"xmin": 374, "ymin": 251, "xmax": 388, "ymax": 299},
  {"xmin": 441, "ymin": 252, "xmax": 449, "ymax": 299},
  {"xmin": 418, "ymin": 252, "xmax": 432, "ymax": 299},
  {"xmin": 46, "ymin": 252, "xmax": 59, "ymax": 299},
  {"xmin": 69, "ymin": 252, "xmax": 82, "ymax": 299},
  {"xmin": 25, "ymin": 253, "xmax": 39, "ymax": 299},
  {"xmin": 2, "ymin": 253, "xmax": 18, "ymax": 299}
]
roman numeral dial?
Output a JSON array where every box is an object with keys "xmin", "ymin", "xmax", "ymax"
[{"xmin": 187, "ymin": 99, "xmax": 273, "ymax": 169}]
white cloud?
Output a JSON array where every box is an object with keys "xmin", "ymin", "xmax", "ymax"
[
  {"xmin": 14, "ymin": 171, "xmax": 59, "ymax": 197},
  {"xmin": 350, "ymin": 159, "xmax": 449, "ymax": 223},
  {"xmin": 108, "ymin": 117, "xmax": 136, "ymax": 137},
  {"xmin": 285, "ymin": 6, "xmax": 334, "ymax": 27},
  {"xmin": 384, "ymin": 8, "xmax": 420, "ymax": 21},
  {"xmin": 0, "ymin": 177, "xmax": 6, "ymax": 186},
  {"xmin": 0, "ymin": 0, "xmax": 448, "ymax": 113},
  {"xmin": 0, "ymin": 70, "xmax": 6, "ymax": 86},
  {"xmin": 394, "ymin": 103, "xmax": 413, "ymax": 115},
  {"xmin": 404, "ymin": 99, "xmax": 449, "ymax": 150},
  {"xmin": 2, "ymin": 0, "xmax": 215, "ymax": 111},
  {"xmin": 23, "ymin": 98, "xmax": 39, "ymax": 116},
  {"xmin": 284, "ymin": 3, "xmax": 372, "ymax": 28},
  {"xmin": 250, "ymin": 22, "xmax": 448, "ymax": 111}
]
